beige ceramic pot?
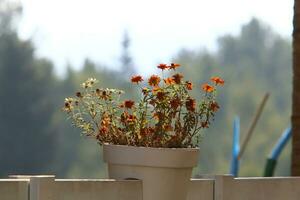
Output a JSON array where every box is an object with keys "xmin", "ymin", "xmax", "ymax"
[{"xmin": 103, "ymin": 144, "xmax": 199, "ymax": 200}]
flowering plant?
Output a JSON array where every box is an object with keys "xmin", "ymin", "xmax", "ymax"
[{"xmin": 63, "ymin": 63, "xmax": 224, "ymax": 148}]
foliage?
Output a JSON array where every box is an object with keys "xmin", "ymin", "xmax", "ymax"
[{"xmin": 63, "ymin": 64, "xmax": 224, "ymax": 148}]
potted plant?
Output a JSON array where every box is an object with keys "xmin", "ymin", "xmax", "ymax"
[{"xmin": 63, "ymin": 63, "xmax": 224, "ymax": 200}]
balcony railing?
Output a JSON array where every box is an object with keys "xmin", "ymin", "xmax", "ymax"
[{"xmin": 1, "ymin": 175, "xmax": 300, "ymax": 200}]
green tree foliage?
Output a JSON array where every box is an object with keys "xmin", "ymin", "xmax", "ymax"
[
  {"xmin": 120, "ymin": 30, "xmax": 136, "ymax": 77},
  {"xmin": 0, "ymin": 1, "xmax": 57, "ymax": 176},
  {"xmin": 174, "ymin": 18, "xmax": 292, "ymax": 176}
]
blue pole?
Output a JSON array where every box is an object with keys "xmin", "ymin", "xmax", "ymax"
[
  {"xmin": 270, "ymin": 127, "xmax": 292, "ymax": 160},
  {"xmin": 264, "ymin": 127, "xmax": 292, "ymax": 176},
  {"xmin": 230, "ymin": 116, "xmax": 240, "ymax": 176}
]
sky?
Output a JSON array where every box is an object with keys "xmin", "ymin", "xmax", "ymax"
[{"xmin": 17, "ymin": 0, "xmax": 293, "ymax": 76}]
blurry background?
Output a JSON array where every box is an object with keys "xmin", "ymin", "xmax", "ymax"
[{"xmin": 0, "ymin": 0, "xmax": 293, "ymax": 177}]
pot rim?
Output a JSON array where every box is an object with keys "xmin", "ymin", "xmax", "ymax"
[
  {"xmin": 103, "ymin": 143, "xmax": 199, "ymax": 151},
  {"xmin": 103, "ymin": 143, "xmax": 200, "ymax": 168}
]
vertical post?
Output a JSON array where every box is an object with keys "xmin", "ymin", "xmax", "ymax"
[
  {"xmin": 214, "ymin": 175, "xmax": 234, "ymax": 200},
  {"xmin": 292, "ymin": 0, "xmax": 300, "ymax": 176},
  {"xmin": 29, "ymin": 175, "xmax": 55, "ymax": 200},
  {"xmin": 230, "ymin": 117, "xmax": 240, "ymax": 176},
  {"xmin": 9, "ymin": 175, "xmax": 55, "ymax": 200}
]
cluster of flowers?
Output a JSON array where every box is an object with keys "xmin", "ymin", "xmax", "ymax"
[{"xmin": 63, "ymin": 63, "xmax": 224, "ymax": 148}]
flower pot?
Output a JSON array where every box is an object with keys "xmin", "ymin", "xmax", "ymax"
[{"xmin": 103, "ymin": 144, "xmax": 199, "ymax": 200}]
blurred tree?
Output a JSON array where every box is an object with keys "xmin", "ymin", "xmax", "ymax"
[
  {"xmin": 0, "ymin": 1, "xmax": 57, "ymax": 176},
  {"xmin": 175, "ymin": 18, "xmax": 292, "ymax": 176},
  {"xmin": 120, "ymin": 30, "xmax": 135, "ymax": 77}
]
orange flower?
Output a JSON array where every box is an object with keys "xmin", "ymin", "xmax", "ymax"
[
  {"xmin": 131, "ymin": 75, "xmax": 144, "ymax": 84},
  {"xmin": 148, "ymin": 75, "xmax": 161, "ymax": 87},
  {"xmin": 169, "ymin": 63, "xmax": 181, "ymax": 70},
  {"xmin": 157, "ymin": 63, "xmax": 169, "ymax": 70},
  {"xmin": 124, "ymin": 100, "xmax": 135, "ymax": 109},
  {"xmin": 202, "ymin": 83, "xmax": 215, "ymax": 92},
  {"xmin": 210, "ymin": 102, "xmax": 220, "ymax": 112},
  {"xmin": 172, "ymin": 73, "xmax": 183, "ymax": 84},
  {"xmin": 185, "ymin": 98, "xmax": 196, "ymax": 112},
  {"xmin": 211, "ymin": 76, "xmax": 225, "ymax": 86},
  {"xmin": 185, "ymin": 81, "xmax": 193, "ymax": 90},
  {"xmin": 164, "ymin": 77, "xmax": 175, "ymax": 85}
]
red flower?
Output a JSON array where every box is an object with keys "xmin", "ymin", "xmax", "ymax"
[
  {"xmin": 172, "ymin": 73, "xmax": 183, "ymax": 84},
  {"xmin": 131, "ymin": 75, "xmax": 144, "ymax": 84},
  {"xmin": 169, "ymin": 63, "xmax": 181, "ymax": 70},
  {"xmin": 211, "ymin": 76, "xmax": 225, "ymax": 86},
  {"xmin": 124, "ymin": 100, "xmax": 135, "ymax": 109},
  {"xmin": 148, "ymin": 75, "xmax": 161, "ymax": 87},
  {"xmin": 157, "ymin": 63, "xmax": 169, "ymax": 70},
  {"xmin": 202, "ymin": 83, "xmax": 215, "ymax": 93}
]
